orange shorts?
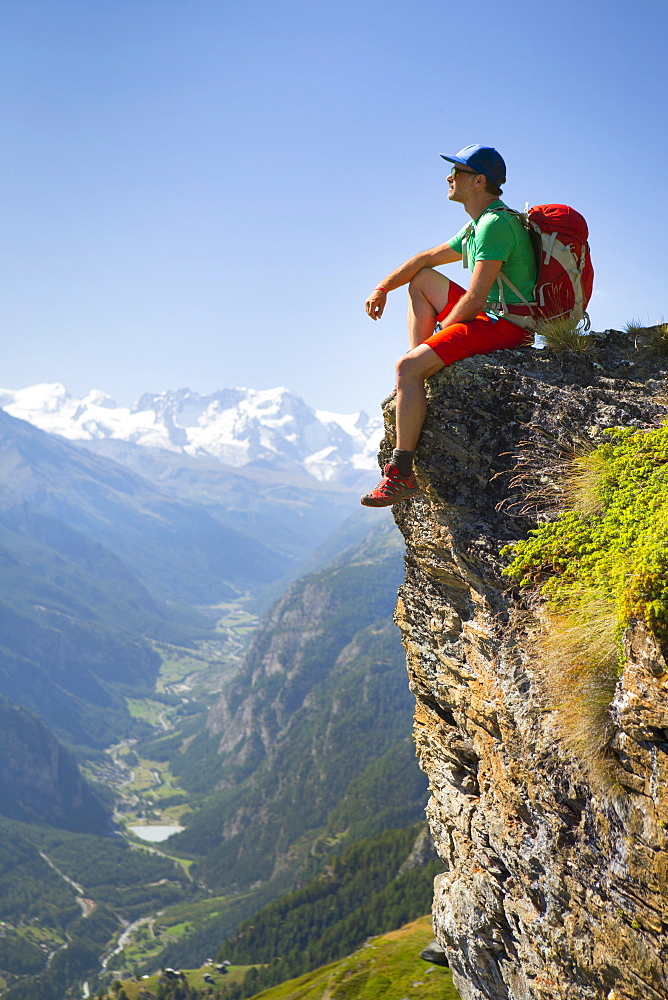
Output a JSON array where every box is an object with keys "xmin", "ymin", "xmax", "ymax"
[{"xmin": 425, "ymin": 279, "xmax": 531, "ymax": 366}]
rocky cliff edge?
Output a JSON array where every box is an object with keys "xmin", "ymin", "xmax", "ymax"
[{"xmin": 381, "ymin": 331, "xmax": 668, "ymax": 1000}]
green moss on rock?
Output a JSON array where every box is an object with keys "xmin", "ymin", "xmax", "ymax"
[{"xmin": 503, "ymin": 423, "xmax": 668, "ymax": 647}]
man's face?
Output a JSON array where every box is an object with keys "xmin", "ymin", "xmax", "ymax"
[{"xmin": 447, "ymin": 164, "xmax": 479, "ymax": 202}]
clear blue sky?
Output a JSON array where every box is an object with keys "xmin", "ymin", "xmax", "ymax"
[{"xmin": 0, "ymin": 0, "xmax": 665, "ymax": 414}]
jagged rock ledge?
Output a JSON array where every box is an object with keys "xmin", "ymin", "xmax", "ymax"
[{"xmin": 380, "ymin": 331, "xmax": 668, "ymax": 1000}]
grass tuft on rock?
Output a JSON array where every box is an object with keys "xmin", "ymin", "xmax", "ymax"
[
  {"xmin": 503, "ymin": 422, "xmax": 668, "ymax": 782},
  {"xmin": 624, "ymin": 317, "xmax": 648, "ymax": 337},
  {"xmin": 531, "ymin": 592, "xmax": 621, "ymax": 782},
  {"xmin": 537, "ymin": 316, "xmax": 595, "ymax": 354},
  {"xmin": 558, "ymin": 447, "xmax": 609, "ymax": 517},
  {"xmin": 649, "ymin": 321, "xmax": 668, "ymax": 354},
  {"xmin": 624, "ymin": 317, "xmax": 668, "ymax": 354}
]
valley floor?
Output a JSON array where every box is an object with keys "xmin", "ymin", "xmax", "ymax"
[
  {"xmin": 87, "ymin": 599, "xmax": 258, "ymax": 845},
  {"xmin": 88, "ymin": 599, "xmax": 262, "ymax": 975}
]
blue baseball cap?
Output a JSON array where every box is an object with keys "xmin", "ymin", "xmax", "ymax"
[{"xmin": 440, "ymin": 144, "xmax": 507, "ymax": 186}]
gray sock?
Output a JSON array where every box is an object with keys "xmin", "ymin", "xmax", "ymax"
[{"xmin": 392, "ymin": 448, "xmax": 414, "ymax": 477}]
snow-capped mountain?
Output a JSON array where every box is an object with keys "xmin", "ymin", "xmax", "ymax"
[{"xmin": 0, "ymin": 384, "xmax": 383, "ymax": 482}]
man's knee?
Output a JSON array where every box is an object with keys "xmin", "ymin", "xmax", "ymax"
[
  {"xmin": 408, "ymin": 267, "xmax": 439, "ymax": 295},
  {"xmin": 395, "ymin": 352, "xmax": 419, "ymax": 383},
  {"xmin": 408, "ymin": 269, "xmax": 451, "ymax": 322},
  {"xmin": 395, "ymin": 355, "xmax": 409, "ymax": 382},
  {"xmin": 396, "ymin": 348, "xmax": 442, "ymax": 382}
]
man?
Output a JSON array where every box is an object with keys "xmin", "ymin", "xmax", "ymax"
[{"xmin": 360, "ymin": 144, "xmax": 537, "ymax": 507}]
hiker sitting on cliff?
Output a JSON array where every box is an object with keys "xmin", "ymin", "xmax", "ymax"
[{"xmin": 360, "ymin": 144, "xmax": 537, "ymax": 508}]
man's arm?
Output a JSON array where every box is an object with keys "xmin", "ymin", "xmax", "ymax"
[
  {"xmin": 438, "ymin": 258, "xmax": 503, "ymax": 326},
  {"xmin": 365, "ymin": 243, "xmax": 462, "ymax": 320}
]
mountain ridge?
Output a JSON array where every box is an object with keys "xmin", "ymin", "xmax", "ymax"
[{"xmin": 0, "ymin": 383, "xmax": 382, "ymax": 484}]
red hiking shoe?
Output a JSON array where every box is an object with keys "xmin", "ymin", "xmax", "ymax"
[{"xmin": 360, "ymin": 464, "xmax": 419, "ymax": 507}]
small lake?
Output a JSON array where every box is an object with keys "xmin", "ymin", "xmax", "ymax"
[{"xmin": 128, "ymin": 824, "xmax": 184, "ymax": 843}]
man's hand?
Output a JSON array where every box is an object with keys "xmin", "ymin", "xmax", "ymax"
[{"xmin": 365, "ymin": 287, "xmax": 387, "ymax": 320}]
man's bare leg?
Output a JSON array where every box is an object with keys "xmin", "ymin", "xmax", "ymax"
[
  {"xmin": 360, "ymin": 344, "xmax": 445, "ymax": 506},
  {"xmin": 395, "ymin": 344, "xmax": 445, "ymax": 450},
  {"xmin": 407, "ymin": 268, "xmax": 452, "ymax": 349},
  {"xmin": 360, "ymin": 272, "xmax": 450, "ymax": 506},
  {"xmin": 397, "ymin": 269, "xmax": 450, "ymax": 452}
]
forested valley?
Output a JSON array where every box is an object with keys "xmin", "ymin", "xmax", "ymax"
[{"xmin": 0, "ymin": 410, "xmax": 444, "ymax": 999}]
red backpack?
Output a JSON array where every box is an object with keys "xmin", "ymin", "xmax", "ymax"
[
  {"xmin": 522, "ymin": 204, "xmax": 594, "ymax": 327},
  {"xmin": 464, "ymin": 202, "xmax": 594, "ymax": 329}
]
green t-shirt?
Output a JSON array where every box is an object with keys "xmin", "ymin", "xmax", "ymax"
[{"xmin": 447, "ymin": 200, "xmax": 537, "ymax": 308}]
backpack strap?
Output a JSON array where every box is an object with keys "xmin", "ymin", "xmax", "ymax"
[
  {"xmin": 497, "ymin": 272, "xmax": 533, "ymax": 308},
  {"xmin": 543, "ymin": 231, "xmax": 558, "ymax": 265},
  {"xmin": 491, "ymin": 274, "xmax": 537, "ymax": 331},
  {"xmin": 461, "ymin": 222, "xmax": 475, "ymax": 270}
]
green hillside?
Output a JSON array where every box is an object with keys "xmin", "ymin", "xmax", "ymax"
[
  {"xmin": 0, "ymin": 695, "xmax": 109, "ymax": 832},
  {"xmin": 211, "ymin": 823, "xmax": 441, "ymax": 996},
  {"xmin": 242, "ymin": 917, "xmax": 459, "ymax": 1000},
  {"xmin": 92, "ymin": 525, "xmax": 431, "ymax": 980},
  {"xmin": 107, "ymin": 916, "xmax": 459, "ymax": 1000}
]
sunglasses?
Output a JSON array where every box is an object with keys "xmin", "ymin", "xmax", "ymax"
[{"xmin": 450, "ymin": 165, "xmax": 478, "ymax": 177}]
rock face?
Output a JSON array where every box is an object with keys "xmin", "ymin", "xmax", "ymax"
[{"xmin": 381, "ymin": 332, "xmax": 668, "ymax": 1000}]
